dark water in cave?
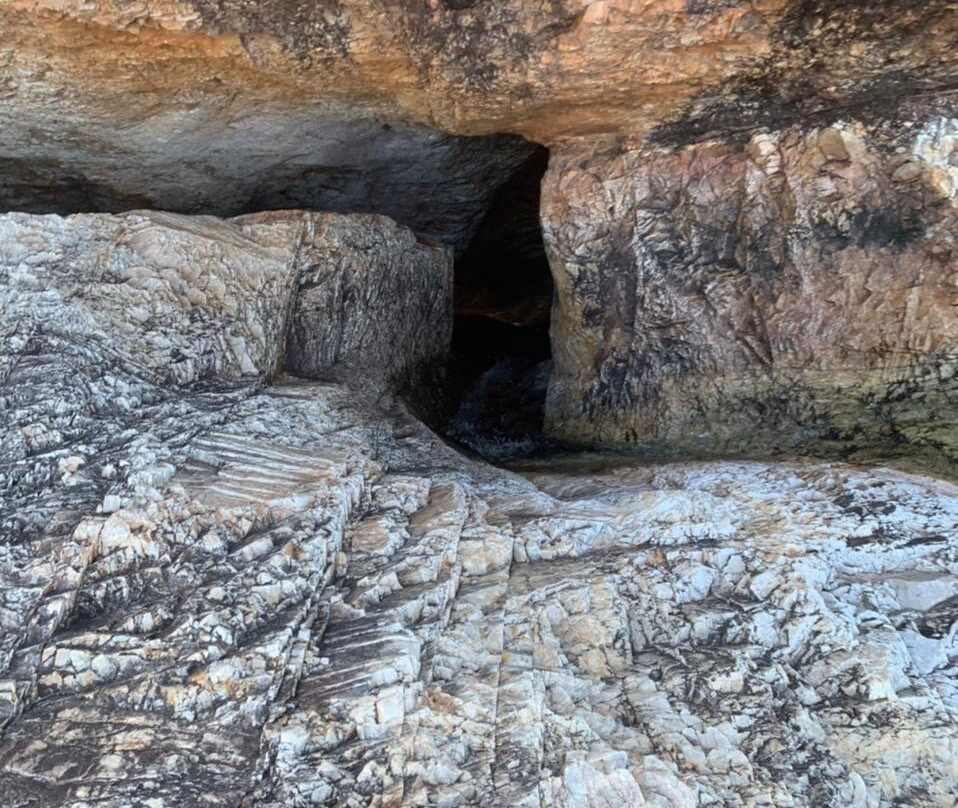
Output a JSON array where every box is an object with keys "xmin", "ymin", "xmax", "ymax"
[{"xmin": 441, "ymin": 146, "xmax": 556, "ymax": 461}]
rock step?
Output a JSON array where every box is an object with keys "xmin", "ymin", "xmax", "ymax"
[
  {"xmin": 250, "ymin": 479, "xmax": 470, "ymax": 806},
  {"xmin": 179, "ymin": 434, "xmax": 350, "ymax": 508}
]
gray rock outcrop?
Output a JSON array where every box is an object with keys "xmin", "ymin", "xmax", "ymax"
[
  {"xmin": 284, "ymin": 213, "xmax": 452, "ymax": 391},
  {"xmin": 1, "ymin": 210, "xmax": 957, "ymax": 807},
  {"xmin": 0, "ymin": 209, "xmax": 451, "ymax": 389},
  {"xmin": 1, "ymin": 2, "xmax": 958, "ymax": 805}
]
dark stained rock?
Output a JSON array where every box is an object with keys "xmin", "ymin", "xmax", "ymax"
[{"xmin": 542, "ymin": 106, "xmax": 958, "ymax": 471}]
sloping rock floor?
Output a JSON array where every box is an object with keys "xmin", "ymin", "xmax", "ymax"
[{"xmin": 0, "ymin": 210, "xmax": 957, "ymax": 807}]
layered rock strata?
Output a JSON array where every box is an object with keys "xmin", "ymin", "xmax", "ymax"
[
  {"xmin": 543, "ymin": 108, "xmax": 958, "ymax": 464},
  {"xmin": 1, "ymin": 211, "xmax": 958, "ymax": 807},
  {"xmin": 0, "ymin": 209, "xmax": 451, "ymax": 389},
  {"xmin": 1, "ymin": 1, "xmax": 958, "ymax": 803}
]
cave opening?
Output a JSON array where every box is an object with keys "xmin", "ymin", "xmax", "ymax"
[
  {"xmin": 0, "ymin": 118, "xmax": 558, "ymax": 462},
  {"xmin": 441, "ymin": 146, "xmax": 555, "ymax": 461}
]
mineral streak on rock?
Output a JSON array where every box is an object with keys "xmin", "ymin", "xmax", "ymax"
[{"xmin": 542, "ymin": 107, "xmax": 958, "ymax": 468}]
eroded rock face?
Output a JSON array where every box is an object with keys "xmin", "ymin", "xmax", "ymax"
[
  {"xmin": 2, "ymin": 2, "xmax": 958, "ymax": 803},
  {"xmin": 1, "ymin": 211, "xmax": 958, "ymax": 806},
  {"xmin": 4, "ymin": 1, "xmax": 954, "ymax": 466},
  {"xmin": 0, "ymin": 211, "xmax": 305, "ymax": 387},
  {"xmin": 543, "ymin": 106, "xmax": 958, "ymax": 468},
  {"xmin": 0, "ymin": 210, "xmax": 451, "ymax": 394},
  {"xmin": 1, "ymin": 0, "xmax": 955, "ymax": 222},
  {"xmin": 285, "ymin": 212, "xmax": 452, "ymax": 397},
  {"xmin": 5, "ymin": 0, "xmax": 957, "ymax": 141}
]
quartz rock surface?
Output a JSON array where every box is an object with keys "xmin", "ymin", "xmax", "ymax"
[
  {"xmin": 542, "ymin": 105, "xmax": 958, "ymax": 468},
  {"xmin": 0, "ymin": 209, "xmax": 451, "ymax": 391},
  {"xmin": 1, "ymin": 210, "xmax": 958, "ymax": 808},
  {"xmin": 0, "ymin": 210, "xmax": 302, "ymax": 387},
  {"xmin": 3, "ymin": 379, "xmax": 958, "ymax": 807}
]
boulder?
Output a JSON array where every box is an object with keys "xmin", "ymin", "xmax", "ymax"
[{"xmin": 0, "ymin": 209, "xmax": 452, "ymax": 391}]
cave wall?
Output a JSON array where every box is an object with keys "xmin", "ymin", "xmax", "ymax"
[
  {"xmin": 1, "ymin": 0, "xmax": 957, "ymax": 464},
  {"xmin": 1, "ymin": 0, "xmax": 956, "ymax": 229},
  {"xmin": 0, "ymin": 108, "xmax": 536, "ymax": 255},
  {"xmin": 542, "ymin": 103, "xmax": 958, "ymax": 465}
]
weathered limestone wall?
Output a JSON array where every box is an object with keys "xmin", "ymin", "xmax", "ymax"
[{"xmin": 542, "ymin": 106, "xmax": 958, "ymax": 465}]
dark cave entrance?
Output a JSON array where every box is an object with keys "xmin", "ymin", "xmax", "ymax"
[{"xmin": 442, "ymin": 146, "xmax": 555, "ymax": 460}]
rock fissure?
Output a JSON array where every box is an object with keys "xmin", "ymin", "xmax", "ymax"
[{"xmin": 442, "ymin": 145, "xmax": 556, "ymax": 461}]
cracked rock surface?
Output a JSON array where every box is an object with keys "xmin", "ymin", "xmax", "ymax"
[
  {"xmin": 1, "ymin": 211, "xmax": 958, "ymax": 807},
  {"xmin": 543, "ymin": 106, "xmax": 958, "ymax": 467}
]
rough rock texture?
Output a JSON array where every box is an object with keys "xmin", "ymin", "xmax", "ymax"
[
  {"xmin": 1, "ymin": 0, "xmax": 956, "ymax": 221},
  {"xmin": 285, "ymin": 215, "xmax": 452, "ymax": 390},
  {"xmin": 5, "ymin": 0, "xmax": 955, "ymax": 464},
  {"xmin": 1, "ymin": 213, "xmax": 958, "ymax": 805},
  {"xmin": 542, "ymin": 106, "xmax": 958, "ymax": 468},
  {"xmin": 0, "ymin": 210, "xmax": 451, "ymax": 395},
  {"xmin": 2, "ymin": 2, "xmax": 958, "ymax": 803}
]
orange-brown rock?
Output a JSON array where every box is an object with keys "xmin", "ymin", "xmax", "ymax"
[{"xmin": 1, "ymin": 1, "xmax": 956, "ymax": 229}]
